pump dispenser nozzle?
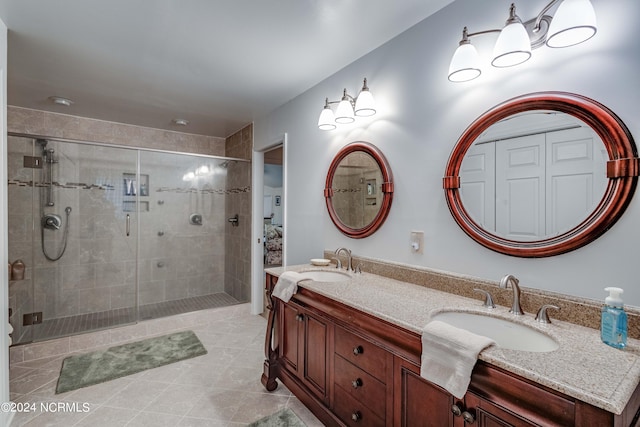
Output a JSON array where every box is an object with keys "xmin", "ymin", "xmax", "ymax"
[{"xmin": 604, "ymin": 287, "xmax": 624, "ymax": 307}]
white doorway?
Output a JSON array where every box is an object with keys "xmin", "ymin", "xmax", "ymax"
[{"xmin": 251, "ymin": 134, "xmax": 286, "ymax": 315}]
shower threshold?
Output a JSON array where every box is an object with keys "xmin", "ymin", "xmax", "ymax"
[{"xmin": 21, "ymin": 292, "xmax": 241, "ymax": 344}]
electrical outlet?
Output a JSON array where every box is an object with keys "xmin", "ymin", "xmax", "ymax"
[{"xmin": 410, "ymin": 231, "xmax": 424, "ymax": 254}]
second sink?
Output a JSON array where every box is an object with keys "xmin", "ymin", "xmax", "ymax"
[{"xmin": 431, "ymin": 311, "xmax": 559, "ymax": 352}]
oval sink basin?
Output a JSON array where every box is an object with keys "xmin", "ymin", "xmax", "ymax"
[
  {"xmin": 300, "ymin": 270, "xmax": 351, "ymax": 282},
  {"xmin": 431, "ymin": 311, "xmax": 558, "ymax": 352}
]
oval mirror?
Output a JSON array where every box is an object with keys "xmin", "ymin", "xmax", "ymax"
[
  {"xmin": 444, "ymin": 92, "xmax": 638, "ymax": 257},
  {"xmin": 325, "ymin": 141, "xmax": 394, "ymax": 238}
]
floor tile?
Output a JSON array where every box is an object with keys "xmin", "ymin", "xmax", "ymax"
[{"xmin": 8, "ymin": 303, "xmax": 322, "ymax": 427}]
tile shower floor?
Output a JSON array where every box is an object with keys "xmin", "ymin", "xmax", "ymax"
[
  {"xmin": 9, "ymin": 303, "xmax": 323, "ymax": 427},
  {"xmin": 21, "ymin": 293, "xmax": 241, "ymax": 344}
]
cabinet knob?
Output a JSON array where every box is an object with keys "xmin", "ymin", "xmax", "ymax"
[
  {"xmin": 353, "ymin": 345, "xmax": 364, "ymax": 355},
  {"xmin": 295, "ymin": 314, "xmax": 304, "ymax": 322},
  {"xmin": 351, "ymin": 411, "xmax": 362, "ymax": 422},
  {"xmin": 351, "ymin": 378, "xmax": 363, "ymax": 389},
  {"xmin": 462, "ymin": 410, "xmax": 476, "ymax": 424},
  {"xmin": 451, "ymin": 403, "xmax": 463, "ymax": 417}
]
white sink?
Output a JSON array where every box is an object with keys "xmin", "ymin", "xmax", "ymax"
[
  {"xmin": 300, "ymin": 270, "xmax": 351, "ymax": 282},
  {"xmin": 431, "ymin": 311, "xmax": 559, "ymax": 352}
]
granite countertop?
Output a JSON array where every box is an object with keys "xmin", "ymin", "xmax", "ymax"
[{"xmin": 265, "ymin": 264, "xmax": 640, "ymax": 415}]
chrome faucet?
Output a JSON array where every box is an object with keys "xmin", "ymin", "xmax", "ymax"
[
  {"xmin": 334, "ymin": 247, "xmax": 353, "ymax": 272},
  {"xmin": 499, "ymin": 274, "xmax": 524, "ymax": 315}
]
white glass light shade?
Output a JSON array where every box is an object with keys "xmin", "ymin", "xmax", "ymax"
[
  {"xmin": 354, "ymin": 89, "xmax": 376, "ymax": 117},
  {"xmin": 448, "ymin": 42, "xmax": 481, "ymax": 82},
  {"xmin": 546, "ymin": 0, "xmax": 597, "ymax": 48},
  {"xmin": 335, "ymin": 99, "xmax": 355, "ymax": 124},
  {"xmin": 317, "ymin": 106, "xmax": 336, "ymax": 131},
  {"xmin": 491, "ymin": 21, "xmax": 532, "ymax": 68}
]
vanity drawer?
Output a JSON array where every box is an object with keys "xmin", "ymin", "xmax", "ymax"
[
  {"xmin": 335, "ymin": 326, "xmax": 388, "ymax": 378},
  {"xmin": 334, "ymin": 355, "xmax": 386, "ymax": 419},
  {"xmin": 334, "ymin": 384, "xmax": 385, "ymax": 427}
]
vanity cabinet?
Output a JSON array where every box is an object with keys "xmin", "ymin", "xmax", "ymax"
[{"xmin": 262, "ymin": 273, "xmax": 640, "ymax": 427}]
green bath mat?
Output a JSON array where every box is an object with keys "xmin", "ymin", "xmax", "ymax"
[
  {"xmin": 56, "ymin": 330, "xmax": 207, "ymax": 394},
  {"xmin": 248, "ymin": 408, "xmax": 306, "ymax": 427}
]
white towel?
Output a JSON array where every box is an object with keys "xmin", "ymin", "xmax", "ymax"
[
  {"xmin": 272, "ymin": 271, "xmax": 309, "ymax": 302},
  {"xmin": 420, "ymin": 320, "xmax": 494, "ymax": 399}
]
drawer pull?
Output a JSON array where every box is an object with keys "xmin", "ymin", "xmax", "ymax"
[
  {"xmin": 351, "ymin": 378, "xmax": 363, "ymax": 389},
  {"xmin": 462, "ymin": 410, "xmax": 476, "ymax": 424},
  {"xmin": 351, "ymin": 411, "xmax": 362, "ymax": 422},
  {"xmin": 353, "ymin": 345, "xmax": 364, "ymax": 355},
  {"xmin": 295, "ymin": 314, "xmax": 304, "ymax": 322},
  {"xmin": 451, "ymin": 403, "xmax": 463, "ymax": 417}
]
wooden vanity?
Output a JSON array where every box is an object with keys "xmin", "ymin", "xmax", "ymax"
[{"xmin": 262, "ymin": 272, "xmax": 640, "ymax": 426}]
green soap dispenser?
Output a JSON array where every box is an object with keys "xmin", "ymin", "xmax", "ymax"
[{"xmin": 601, "ymin": 287, "xmax": 627, "ymax": 349}]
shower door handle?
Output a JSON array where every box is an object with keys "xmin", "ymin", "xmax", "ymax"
[{"xmin": 126, "ymin": 214, "xmax": 130, "ymax": 236}]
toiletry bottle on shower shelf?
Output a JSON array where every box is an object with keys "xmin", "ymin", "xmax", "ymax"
[{"xmin": 601, "ymin": 287, "xmax": 627, "ymax": 349}]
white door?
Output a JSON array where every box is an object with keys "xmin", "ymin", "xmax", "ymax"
[
  {"xmin": 495, "ymin": 134, "xmax": 546, "ymax": 241},
  {"xmin": 546, "ymin": 127, "xmax": 607, "ymax": 236},
  {"xmin": 460, "ymin": 142, "xmax": 496, "ymax": 232}
]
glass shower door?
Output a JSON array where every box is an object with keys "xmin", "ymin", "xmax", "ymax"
[{"xmin": 7, "ymin": 137, "xmax": 140, "ymax": 343}]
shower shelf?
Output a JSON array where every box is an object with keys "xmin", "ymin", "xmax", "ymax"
[{"xmin": 122, "ymin": 172, "xmax": 150, "ymax": 212}]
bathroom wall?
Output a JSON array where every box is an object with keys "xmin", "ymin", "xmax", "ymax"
[
  {"xmin": 254, "ymin": 0, "xmax": 640, "ymax": 306},
  {"xmin": 224, "ymin": 124, "xmax": 252, "ymax": 302},
  {"xmin": 8, "ymin": 106, "xmax": 226, "ymax": 155}
]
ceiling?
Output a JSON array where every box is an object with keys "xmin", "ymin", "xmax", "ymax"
[{"xmin": 0, "ymin": 0, "xmax": 454, "ymax": 137}]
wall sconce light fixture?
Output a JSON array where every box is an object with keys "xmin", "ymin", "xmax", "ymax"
[
  {"xmin": 448, "ymin": 0, "xmax": 597, "ymax": 82},
  {"xmin": 317, "ymin": 78, "xmax": 376, "ymax": 131}
]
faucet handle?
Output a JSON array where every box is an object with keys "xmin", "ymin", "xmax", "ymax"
[
  {"xmin": 354, "ymin": 263, "xmax": 363, "ymax": 274},
  {"xmin": 332, "ymin": 257, "xmax": 342, "ymax": 269},
  {"xmin": 536, "ymin": 304, "xmax": 560, "ymax": 324},
  {"xmin": 473, "ymin": 289, "xmax": 496, "ymax": 309}
]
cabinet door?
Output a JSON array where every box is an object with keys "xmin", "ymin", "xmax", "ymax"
[
  {"xmin": 280, "ymin": 300, "xmax": 331, "ymax": 404},
  {"xmin": 302, "ymin": 308, "xmax": 330, "ymax": 403},
  {"xmin": 280, "ymin": 301, "xmax": 301, "ymax": 373},
  {"xmin": 394, "ymin": 357, "xmax": 455, "ymax": 427}
]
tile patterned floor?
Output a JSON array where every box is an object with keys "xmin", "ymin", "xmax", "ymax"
[
  {"xmin": 17, "ymin": 293, "xmax": 242, "ymax": 345},
  {"xmin": 8, "ymin": 303, "xmax": 323, "ymax": 427}
]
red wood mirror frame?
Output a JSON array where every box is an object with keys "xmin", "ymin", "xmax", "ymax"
[
  {"xmin": 325, "ymin": 141, "xmax": 394, "ymax": 238},
  {"xmin": 443, "ymin": 92, "xmax": 638, "ymax": 257}
]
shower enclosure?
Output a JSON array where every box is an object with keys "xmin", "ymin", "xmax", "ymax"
[{"xmin": 7, "ymin": 135, "xmax": 251, "ymax": 345}]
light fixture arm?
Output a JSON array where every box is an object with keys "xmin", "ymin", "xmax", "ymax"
[
  {"xmin": 325, "ymin": 88, "xmax": 356, "ymax": 107},
  {"xmin": 533, "ymin": 0, "xmax": 562, "ymax": 32},
  {"xmin": 464, "ymin": 27, "xmax": 502, "ymax": 39}
]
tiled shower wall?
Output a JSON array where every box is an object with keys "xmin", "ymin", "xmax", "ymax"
[
  {"xmin": 7, "ymin": 107, "xmax": 253, "ymax": 342},
  {"xmin": 224, "ymin": 124, "xmax": 252, "ymax": 302}
]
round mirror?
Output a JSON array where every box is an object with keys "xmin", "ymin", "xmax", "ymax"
[
  {"xmin": 444, "ymin": 92, "xmax": 638, "ymax": 257},
  {"xmin": 325, "ymin": 141, "xmax": 394, "ymax": 238}
]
